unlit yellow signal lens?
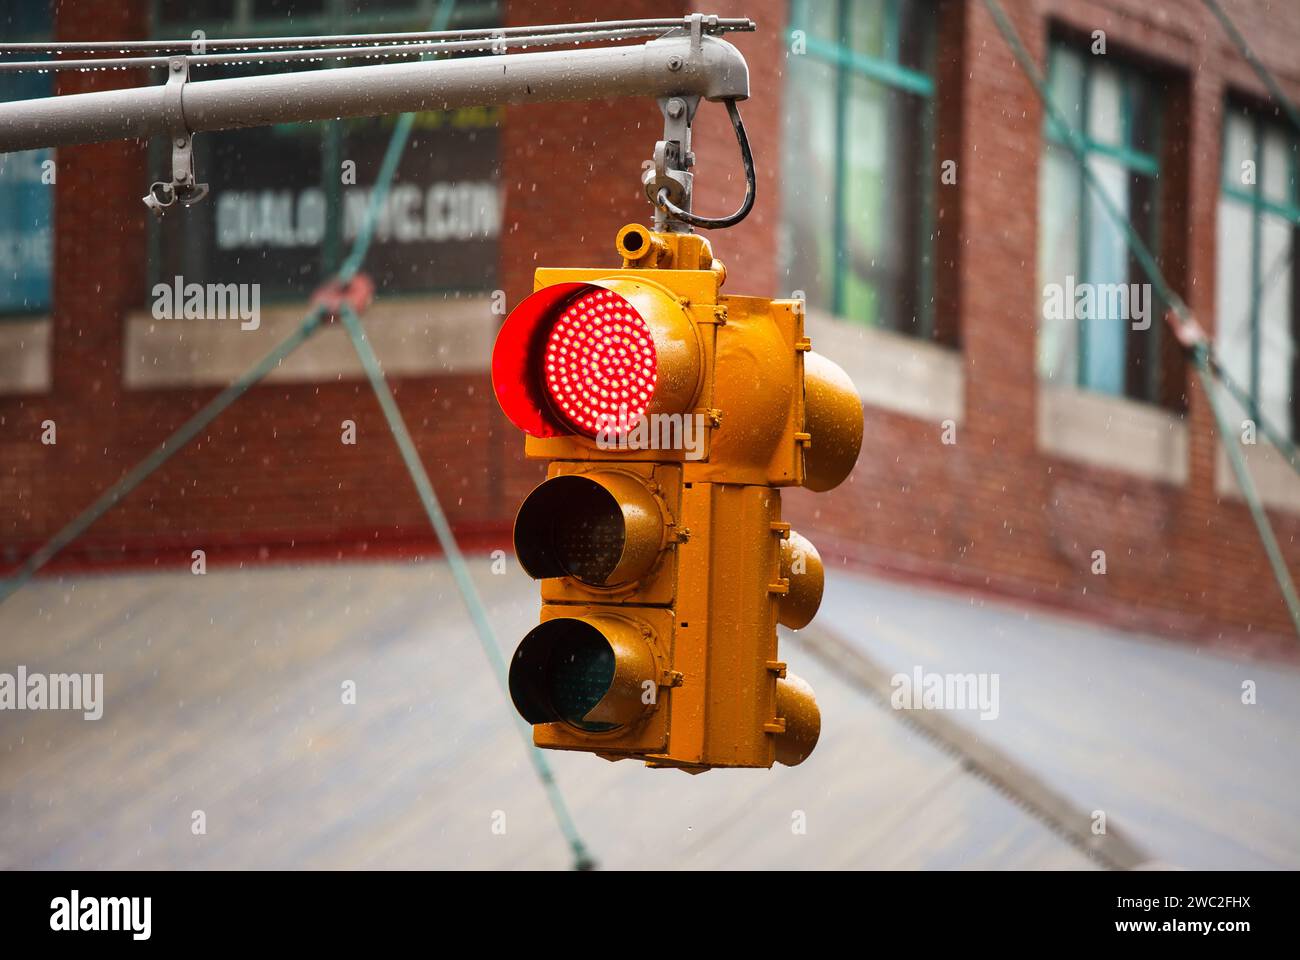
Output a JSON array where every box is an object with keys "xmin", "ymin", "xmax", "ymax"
[
  {"xmin": 514, "ymin": 472, "xmax": 665, "ymax": 587},
  {"xmin": 508, "ymin": 615, "xmax": 659, "ymax": 731}
]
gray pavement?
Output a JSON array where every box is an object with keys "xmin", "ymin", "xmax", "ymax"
[{"xmin": 0, "ymin": 559, "xmax": 1294, "ymax": 869}]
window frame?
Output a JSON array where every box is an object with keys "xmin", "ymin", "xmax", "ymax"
[
  {"xmin": 785, "ymin": 0, "xmax": 938, "ymax": 339},
  {"xmin": 0, "ymin": 2, "xmax": 55, "ymax": 320},
  {"xmin": 1218, "ymin": 99, "xmax": 1300, "ymax": 437},
  {"xmin": 1040, "ymin": 39, "xmax": 1166, "ymax": 404}
]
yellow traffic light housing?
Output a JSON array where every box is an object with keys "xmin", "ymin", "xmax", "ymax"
[{"xmin": 492, "ymin": 223, "xmax": 863, "ymax": 771}]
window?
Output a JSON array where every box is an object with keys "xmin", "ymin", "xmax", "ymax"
[
  {"xmin": 1037, "ymin": 42, "xmax": 1164, "ymax": 404},
  {"xmin": 782, "ymin": 0, "xmax": 936, "ymax": 339},
  {"xmin": 0, "ymin": 1, "xmax": 54, "ymax": 316},
  {"xmin": 1216, "ymin": 102, "xmax": 1300, "ymax": 442},
  {"xmin": 151, "ymin": 0, "xmax": 503, "ymax": 302}
]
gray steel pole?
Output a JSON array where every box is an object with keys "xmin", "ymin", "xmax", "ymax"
[{"xmin": 0, "ymin": 34, "xmax": 748, "ymax": 154}]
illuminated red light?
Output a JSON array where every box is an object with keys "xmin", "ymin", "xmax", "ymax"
[{"xmin": 542, "ymin": 289, "xmax": 658, "ymax": 436}]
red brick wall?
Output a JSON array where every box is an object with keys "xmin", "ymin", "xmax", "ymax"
[
  {"xmin": 1, "ymin": 1, "xmax": 519, "ymax": 573},
  {"xmin": 4, "ymin": 0, "xmax": 1300, "ymax": 654},
  {"xmin": 784, "ymin": 0, "xmax": 1300, "ymax": 654}
]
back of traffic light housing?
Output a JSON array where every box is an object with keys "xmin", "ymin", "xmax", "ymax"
[{"xmin": 493, "ymin": 224, "xmax": 863, "ymax": 772}]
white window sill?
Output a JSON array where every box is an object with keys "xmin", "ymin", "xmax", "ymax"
[
  {"xmin": 804, "ymin": 307, "xmax": 964, "ymax": 425},
  {"xmin": 0, "ymin": 315, "xmax": 52, "ymax": 395},
  {"xmin": 1037, "ymin": 383, "xmax": 1188, "ymax": 485},
  {"xmin": 1215, "ymin": 439, "xmax": 1300, "ymax": 515},
  {"xmin": 124, "ymin": 293, "xmax": 495, "ymax": 389}
]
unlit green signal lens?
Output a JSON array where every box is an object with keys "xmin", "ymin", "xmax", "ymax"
[{"xmin": 549, "ymin": 633, "xmax": 616, "ymax": 732}]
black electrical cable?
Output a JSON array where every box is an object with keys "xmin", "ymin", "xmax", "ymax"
[{"xmin": 656, "ymin": 98, "xmax": 755, "ymax": 230}]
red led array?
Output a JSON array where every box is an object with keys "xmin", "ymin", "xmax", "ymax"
[{"xmin": 542, "ymin": 289, "xmax": 658, "ymax": 436}]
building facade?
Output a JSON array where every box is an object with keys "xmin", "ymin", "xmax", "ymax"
[{"xmin": 2, "ymin": 0, "xmax": 1299, "ymax": 652}]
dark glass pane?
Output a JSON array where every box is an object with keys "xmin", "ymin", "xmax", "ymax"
[
  {"xmin": 783, "ymin": 2, "xmax": 934, "ymax": 337},
  {"xmin": 1125, "ymin": 171, "xmax": 1162, "ymax": 403},
  {"xmin": 339, "ymin": 0, "xmax": 422, "ymax": 14},
  {"xmin": 252, "ymin": 0, "xmax": 327, "ymax": 19},
  {"xmin": 1040, "ymin": 39, "xmax": 1167, "ymax": 404},
  {"xmin": 781, "ymin": 51, "xmax": 837, "ymax": 310},
  {"xmin": 0, "ymin": 1, "xmax": 52, "ymax": 314},
  {"xmin": 839, "ymin": 78, "xmax": 929, "ymax": 334},
  {"xmin": 548, "ymin": 633, "xmax": 615, "ymax": 732},
  {"xmin": 897, "ymin": 0, "xmax": 934, "ymax": 74},
  {"xmin": 0, "ymin": 0, "xmax": 53, "ymax": 36},
  {"xmin": 1129, "ymin": 74, "xmax": 1161, "ymax": 159},
  {"xmin": 1291, "ymin": 223, "xmax": 1300, "ymax": 442},
  {"xmin": 338, "ymin": 106, "xmax": 502, "ymax": 294},
  {"xmin": 158, "ymin": 0, "xmax": 237, "ymax": 25}
]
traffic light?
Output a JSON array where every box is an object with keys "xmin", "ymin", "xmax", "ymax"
[{"xmin": 492, "ymin": 224, "xmax": 862, "ymax": 772}]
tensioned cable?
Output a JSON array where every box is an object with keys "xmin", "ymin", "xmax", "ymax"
[
  {"xmin": 325, "ymin": 12, "xmax": 595, "ymax": 867},
  {"xmin": 1187, "ymin": 2, "xmax": 1300, "ymax": 465},
  {"xmin": 0, "ymin": 0, "xmax": 598, "ymax": 869},
  {"xmin": 338, "ymin": 302, "xmax": 595, "ymax": 870},
  {"xmin": 982, "ymin": 0, "xmax": 1300, "ymax": 638},
  {"xmin": 0, "ymin": 306, "xmax": 325, "ymax": 606},
  {"xmin": 0, "ymin": 26, "xmax": 689, "ymax": 73},
  {"xmin": 1201, "ymin": 0, "xmax": 1300, "ymax": 136},
  {"xmin": 0, "ymin": 17, "xmax": 754, "ymax": 55},
  {"xmin": 1200, "ymin": 0, "xmax": 1300, "ymax": 465},
  {"xmin": 982, "ymin": 2, "xmax": 1300, "ymax": 473}
]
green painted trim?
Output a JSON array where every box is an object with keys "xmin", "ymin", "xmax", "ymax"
[
  {"xmin": 1291, "ymin": 128, "xmax": 1299, "ymax": 210},
  {"xmin": 1144, "ymin": 102, "xmax": 1167, "ymax": 405},
  {"xmin": 916, "ymin": 1, "xmax": 937, "ymax": 340},
  {"xmin": 1045, "ymin": 119, "xmax": 1160, "ymax": 176},
  {"xmin": 799, "ymin": 33, "xmax": 935, "ymax": 97},
  {"xmin": 1041, "ymin": 42, "xmax": 1163, "ymax": 395},
  {"xmin": 1222, "ymin": 185, "xmax": 1300, "ymax": 226},
  {"xmin": 1249, "ymin": 119, "xmax": 1264, "ymax": 425},
  {"xmin": 988, "ymin": 0, "xmax": 1300, "ymax": 638},
  {"xmin": 1120, "ymin": 68, "xmax": 1134, "ymax": 154},
  {"xmin": 787, "ymin": 1, "xmax": 938, "ymax": 332},
  {"xmin": 322, "ymin": 120, "xmax": 342, "ymax": 276},
  {"xmin": 1218, "ymin": 103, "xmax": 1300, "ymax": 440},
  {"xmin": 830, "ymin": 0, "xmax": 851, "ymax": 319},
  {"xmin": 1220, "ymin": 100, "xmax": 1300, "ymax": 220},
  {"xmin": 1076, "ymin": 66, "xmax": 1093, "ymax": 388}
]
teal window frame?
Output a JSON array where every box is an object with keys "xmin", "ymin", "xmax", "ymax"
[
  {"xmin": 1218, "ymin": 101, "xmax": 1300, "ymax": 437},
  {"xmin": 0, "ymin": 1, "xmax": 55, "ymax": 318},
  {"xmin": 1040, "ymin": 40, "xmax": 1165, "ymax": 404},
  {"xmin": 785, "ymin": 0, "xmax": 937, "ymax": 339}
]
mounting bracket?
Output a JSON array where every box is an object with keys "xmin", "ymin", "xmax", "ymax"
[
  {"xmin": 142, "ymin": 57, "xmax": 209, "ymax": 218},
  {"xmin": 644, "ymin": 94, "xmax": 701, "ymax": 234}
]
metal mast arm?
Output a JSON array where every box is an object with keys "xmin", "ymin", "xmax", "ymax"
[{"xmin": 0, "ymin": 33, "xmax": 748, "ymax": 154}]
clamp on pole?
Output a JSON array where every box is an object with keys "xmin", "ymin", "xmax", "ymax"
[
  {"xmin": 643, "ymin": 94, "xmax": 699, "ymax": 234},
  {"xmin": 143, "ymin": 56, "xmax": 209, "ymax": 218},
  {"xmin": 642, "ymin": 15, "xmax": 755, "ymax": 233}
]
